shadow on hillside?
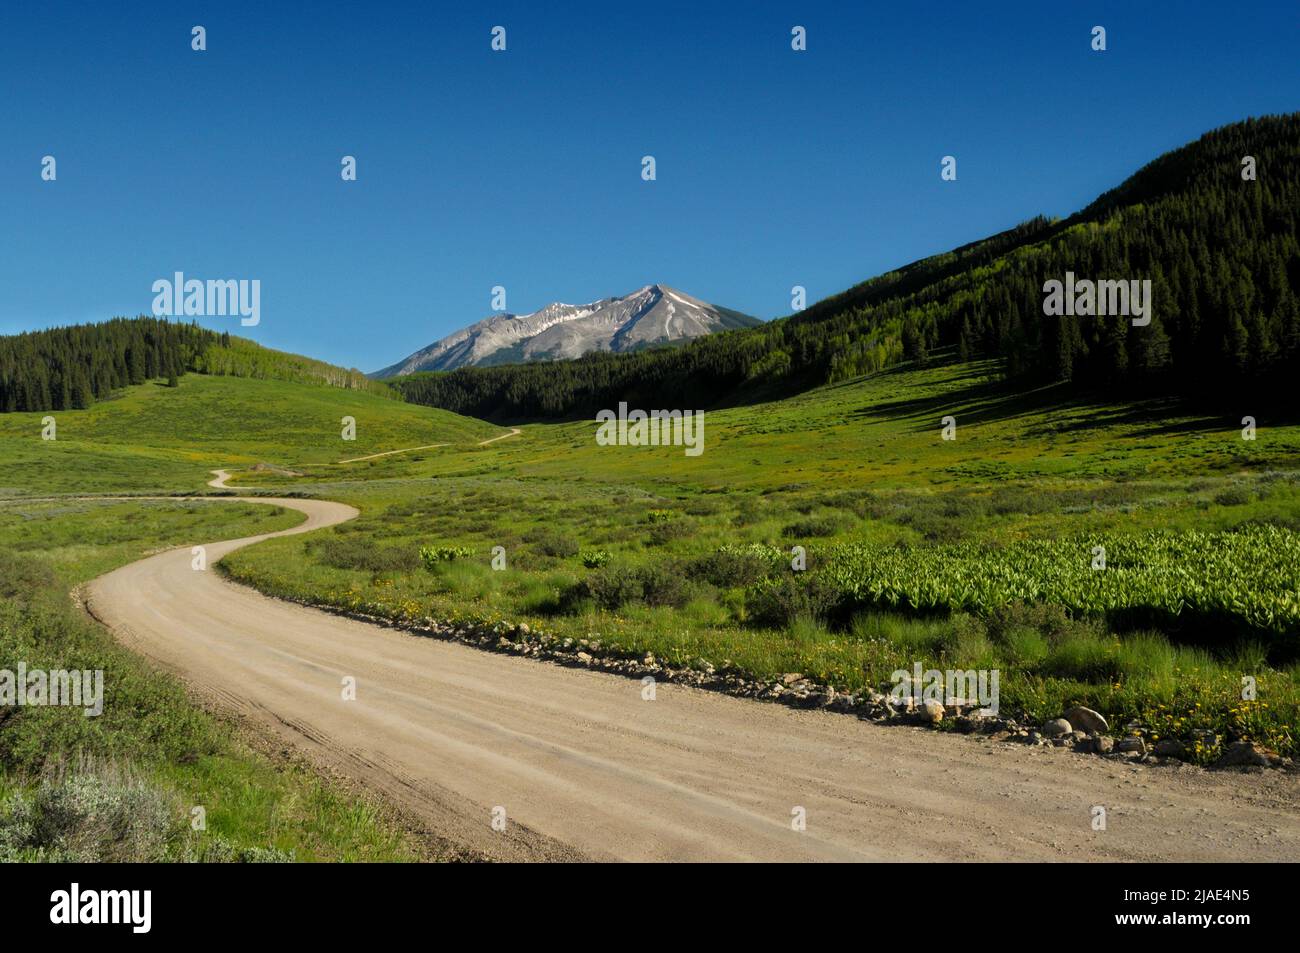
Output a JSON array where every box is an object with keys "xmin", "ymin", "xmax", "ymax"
[{"xmin": 846, "ymin": 364, "xmax": 1242, "ymax": 438}]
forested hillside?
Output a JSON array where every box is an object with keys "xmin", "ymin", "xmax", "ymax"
[
  {"xmin": 0, "ymin": 318, "xmax": 211, "ymax": 412},
  {"xmin": 0, "ymin": 318, "xmax": 389, "ymax": 412},
  {"xmin": 193, "ymin": 337, "xmax": 393, "ymax": 398},
  {"xmin": 392, "ymin": 114, "xmax": 1300, "ymax": 420}
]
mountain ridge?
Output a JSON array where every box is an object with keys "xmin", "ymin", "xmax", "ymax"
[{"xmin": 372, "ymin": 284, "xmax": 761, "ymax": 378}]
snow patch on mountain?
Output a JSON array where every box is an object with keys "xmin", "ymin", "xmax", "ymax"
[{"xmin": 373, "ymin": 284, "xmax": 761, "ymax": 377}]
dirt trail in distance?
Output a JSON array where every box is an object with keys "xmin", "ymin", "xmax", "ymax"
[{"xmin": 335, "ymin": 426, "xmax": 523, "ymax": 464}]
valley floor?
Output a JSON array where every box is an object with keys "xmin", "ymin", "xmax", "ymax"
[
  {"xmin": 6, "ymin": 362, "xmax": 1300, "ymax": 861},
  {"xmin": 84, "ymin": 492, "xmax": 1300, "ymax": 861}
]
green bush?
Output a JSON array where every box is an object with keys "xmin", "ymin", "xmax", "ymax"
[
  {"xmin": 314, "ymin": 536, "xmax": 418, "ymax": 573},
  {"xmin": 746, "ymin": 574, "xmax": 843, "ymax": 628},
  {"xmin": 565, "ymin": 561, "xmax": 694, "ymax": 611},
  {"xmin": 0, "ymin": 771, "xmax": 178, "ymax": 863},
  {"xmin": 185, "ymin": 836, "xmax": 293, "ymax": 863},
  {"xmin": 525, "ymin": 529, "xmax": 579, "ymax": 558},
  {"xmin": 693, "ymin": 543, "xmax": 785, "ymax": 588},
  {"xmin": 783, "ymin": 515, "xmax": 841, "ymax": 538},
  {"xmin": 1214, "ymin": 487, "xmax": 1252, "ymax": 507},
  {"xmin": 646, "ymin": 519, "xmax": 692, "ymax": 546},
  {"xmin": 0, "ymin": 548, "xmax": 55, "ymax": 602},
  {"xmin": 419, "ymin": 545, "xmax": 473, "ymax": 569},
  {"xmin": 638, "ymin": 563, "xmax": 693, "ymax": 609},
  {"xmin": 580, "ymin": 564, "xmax": 644, "ymax": 610}
]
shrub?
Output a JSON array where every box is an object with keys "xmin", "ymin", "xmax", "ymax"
[
  {"xmin": 899, "ymin": 510, "xmax": 966, "ymax": 543},
  {"xmin": 731, "ymin": 500, "xmax": 764, "ymax": 527},
  {"xmin": 646, "ymin": 519, "xmax": 692, "ymax": 546},
  {"xmin": 524, "ymin": 529, "xmax": 579, "ymax": 558},
  {"xmin": 562, "ymin": 561, "xmax": 694, "ymax": 611},
  {"xmin": 580, "ymin": 550, "xmax": 611, "ymax": 568},
  {"xmin": 746, "ymin": 574, "xmax": 843, "ymax": 628},
  {"xmin": 185, "ymin": 836, "xmax": 293, "ymax": 863},
  {"xmin": 315, "ymin": 537, "xmax": 419, "ymax": 573},
  {"xmin": 419, "ymin": 545, "xmax": 473, "ymax": 569},
  {"xmin": 782, "ymin": 515, "xmax": 841, "ymax": 538},
  {"xmin": 638, "ymin": 563, "xmax": 693, "ymax": 609},
  {"xmin": 0, "ymin": 549, "xmax": 56, "ymax": 602},
  {"xmin": 1214, "ymin": 487, "xmax": 1252, "ymax": 507},
  {"xmin": 0, "ymin": 770, "xmax": 177, "ymax": 863},
  {"xmin": 581, "ymin": 565, "xmax": 644, "ymax": 610},
  {"xmin": 693, "ymin": 543, "xmax": 785, "ymax": 588},
  {"xmin": 986, "ymin": 602, "xmax": 1076, "ymax": 645}
]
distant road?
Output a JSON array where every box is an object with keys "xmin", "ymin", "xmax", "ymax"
[
  {"xmin": 336, "ymin": 427, "xmax": 522, "ymax": 464},
  {"xmin": 83, "ymin": 481, "xmax": 1300, "ymax": 861},
  {"xmin": 476, "ymin": 426, "xmax": 522, "ymax": 445}
]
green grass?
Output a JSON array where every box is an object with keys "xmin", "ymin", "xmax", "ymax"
[
  {"xmin": 6, "ymin": 354, "xmax": 1300, "ymax": 856},
  {"xmin": 817, "ymin": 526, "xmax": 1300, "ymax": 640},
  {"xmin": 215, "ymin": 358, "xmax": 1300, "ymax": 760},
  {"xmin": 0, "ymin": 499, "xmax": 423, "ymax": 861},
  {"xmin": 0, "ymin": 373, "xmax": 505, "ymax": 496},
  {"xmin": 0, "ymin": 498, "xmax": 301, "ymax": 585}
]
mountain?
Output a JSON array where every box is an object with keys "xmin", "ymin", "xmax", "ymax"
[
  {"xmin": 373, "ymin": 284, "xmax": 761, "ymax": 377},
  {"xmin": 391, "ymin": 114, "xmax": 1300, "ymax": 421}
]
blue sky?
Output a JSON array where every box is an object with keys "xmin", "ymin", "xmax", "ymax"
[{"xmin": 1, "ymin": 1, "xmax": 1296, "ymax": 372}]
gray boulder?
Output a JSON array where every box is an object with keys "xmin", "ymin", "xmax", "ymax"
[{"xmin": 1041, "ymin": 718, "xmax": 1073, "ymax": 738}]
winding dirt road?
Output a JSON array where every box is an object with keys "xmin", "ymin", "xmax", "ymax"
[{"xmin": 83, "ymin": 481, "xmax": 1300, "ymax": 861}]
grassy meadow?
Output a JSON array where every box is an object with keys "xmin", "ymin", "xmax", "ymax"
[
  {"xmin": 216, "ymin": 358, "xmax": 1300, "ymax": 761},
  {"xmin": 2, "ymin": 353, "xmax": 1297, "ymax": 863},
  {"xmin": 0, "ymin": 372, "xmax": 503, "ymax": 496},
  {"xmin": 0, "ymin": 498, "xmax": 431, "ymax": 861},
  {"xmin": 0, "ymin": 373, "xmax": 508, "ymax": 861}
]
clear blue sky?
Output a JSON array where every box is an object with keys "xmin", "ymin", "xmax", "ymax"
[{"xmin": 1, "ymin": 1, "xmax": 1296, "ymax": 372}]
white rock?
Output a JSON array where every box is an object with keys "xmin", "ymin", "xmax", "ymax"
[{"xmin": 1063, "ymin": 706, "xmax": 1108, "ymax": 734}]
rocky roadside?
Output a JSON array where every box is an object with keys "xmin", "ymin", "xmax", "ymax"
[{"xmin": 251, "ymin": 593, "xmax": 1295, "ymax": 776}]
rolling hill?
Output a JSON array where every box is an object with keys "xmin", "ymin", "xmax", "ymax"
[{"xmin": 0, "ymin": 372, "xmax": 503, "ymax": 496}]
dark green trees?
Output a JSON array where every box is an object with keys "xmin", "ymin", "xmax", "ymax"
[{"xmin": 0, "ymin": 317, "xmax": 216, "ymax": 412}]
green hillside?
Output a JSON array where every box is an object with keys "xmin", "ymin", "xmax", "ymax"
[
  {"xmin": 0, "ymin": 318, "xmax": 392, "ymax": 414},
  {"xmin": 192, "ymin": 335, "xmax": 395, "ymax": 397},
  {"xmin": 0, "ymin": 372, "xmax": 504, "ymax": 496},
  {"xmin": 223, "ymin": 352, "xmax": 1300, "ymax": 759}
]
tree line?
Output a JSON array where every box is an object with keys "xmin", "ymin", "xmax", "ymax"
[
  {"xmin": 0, "ymin": 318, "xmax": 390, "ymax": 412},
  {"xmin": 0, "ymin": 318, "xmax": 220, "ymax": 412}
]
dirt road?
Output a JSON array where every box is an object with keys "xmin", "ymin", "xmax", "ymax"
[
  {"xmin": 335, "ymin": 427, "xmax": 523, "ymax": 464},
  {"xmin": 84, "ymin": 486, "xmax": 1300, "ymax": 861}
]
